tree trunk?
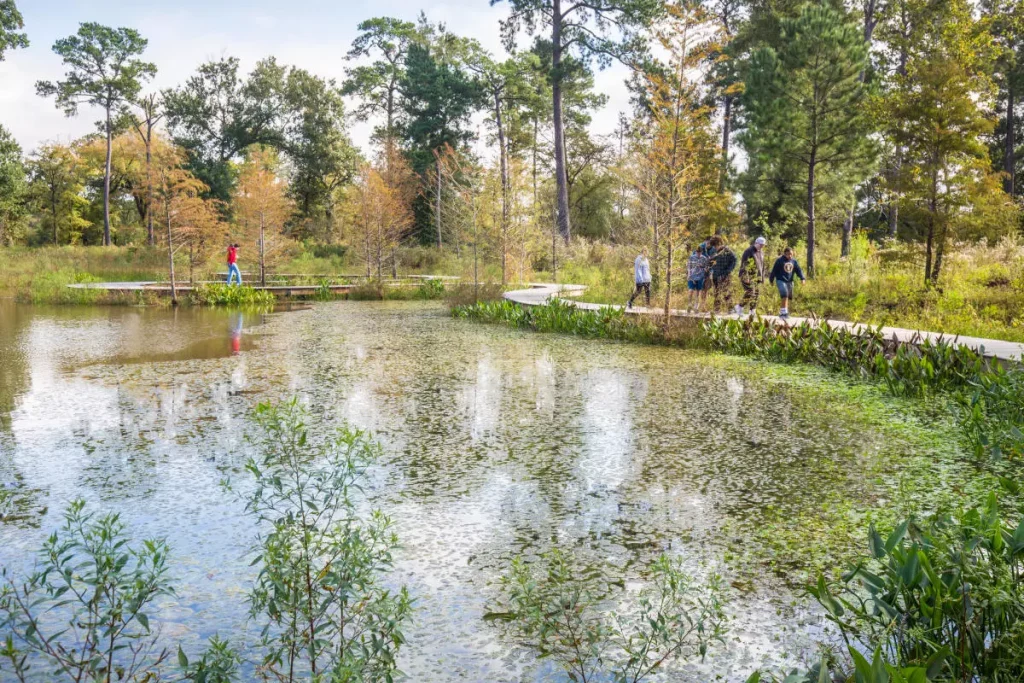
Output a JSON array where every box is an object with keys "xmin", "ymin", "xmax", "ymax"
[
  {"xmin": 1006, "ymin": 81, "xmax": 1016, "ymax": 196},
  {"xmin": 51, "ymin": 191, "xmax": 59, "ymax": 246},
  {"xmin": 166, "ymin": 209, "xmax": 177, "ymax": 305},
  {"xmin": 933, "ymin": 223, "xmax": 947, "ymax": 284},
  {"xmin": 551, "ymin": 0, "xmax": 572, "ymax": 243},
  {"xmin": 663, "ymin": 241, "xmax": 674, "ymax": 320},
  {"xmin": 551, "ymin": 222, "xmax": 558, "ymax": 283},
  {"xmin": 719, "ymin": 94, "xmax": 732, "ymax": 193},
  {"xmin": 391, "ymin": 246, "xmax": 398, "ymax": 278},
  {"xmin": 806, "ymin": 157, "xmax": 816, "ymax": 278},
  {"xmin": 103, "ymin": 108, "xmax": 113, "ymax": 246},
  {"xmin": 926, "ymin": 170, "xmax": 938, "ymax": 285},
  {"xmin": 532, "ymin": 116, "xmax": 539, "ymax": 207},
  {"xmin": 260, "ymin": 213, "xmax": 266, "ymax": 287},
  {"xmin": 495, "ymin": 89, "xmax": 510, "ymax": 286},
  {"xmin": 841, "ymin": 199, "xmax": 854, "ymax": 258},
  {"xmin": 888, "ymin": 150, "xmax": 901, "ymax": 238},
  {"xmin": 435, "ymin": 154, "xmax": 443, "ymax": 249},
  {"xmin": 145, "ymin": 134, "xmax": 154, "ymax": 246}
]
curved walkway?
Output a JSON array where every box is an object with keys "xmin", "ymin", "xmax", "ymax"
[{"xmin": 504, "ymin": 283, "xmax": 1024, "ymax": 362}]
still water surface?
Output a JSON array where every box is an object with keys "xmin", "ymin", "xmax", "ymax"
[{"xmin": 0, "ymin": 300, "xmax": 957, "ymax": 681}]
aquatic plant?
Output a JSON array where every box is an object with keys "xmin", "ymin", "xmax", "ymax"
[
  {"xmin": 496, "ymin": 549, "xmax": 726, "ymax": 683},
  {"xmin": 242, "ymin": 399, "xmax": 413, "ymax": 683},
  {"xmin": 453, "ymin": 299, "xmax": 706, "ymax": 348},
  {"xmin": 190, "ymin": 283, "xmax": 276, "ymax": 308},
  {"xmin": 0, "ymin": 499, "xmax": 175, "ymax": 682},
  {"xmin": 808, "ymin": 494, "xmax": 1024, "ymax": 682},
  {"xmin": 704, "ymin": 317, "xmax": 1024, "ymax": 460}
]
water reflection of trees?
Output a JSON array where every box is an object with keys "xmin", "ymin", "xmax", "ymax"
[{"xmin": 0, "ymin": 301, "xmax": 30, "ymax": 433}]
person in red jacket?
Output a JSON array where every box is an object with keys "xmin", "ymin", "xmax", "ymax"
[{"xmin": 226, "ymin": 244, "xmax": 241, "ymax": 285}]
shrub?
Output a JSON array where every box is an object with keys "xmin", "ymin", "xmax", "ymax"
[
  {"xmin": 190, "ymin": 283, "xmax": 275, "ymax": 308},
  {"xmin": 242, "ymin": 400, "xmax": 413, "ymax": 682},
  {"xmin": 497, "ymin": 550, "xmax": 727, "ymax": 683},
  {"xmin": 0, "ymin": 500, "xmax": 175, "ymax": 682}
]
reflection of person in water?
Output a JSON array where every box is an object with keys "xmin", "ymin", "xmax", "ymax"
[{"xmin": 230, "ymin": 312, "xmax": 244, "ymax": 355}]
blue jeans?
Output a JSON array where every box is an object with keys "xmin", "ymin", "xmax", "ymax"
[
  {"xmin": 776, "ymin": 280, "xmax": 793, "ymax": 299},
  {"xmin": 227, "ymin": 263, "xmax": 242, "ymax": 285}
]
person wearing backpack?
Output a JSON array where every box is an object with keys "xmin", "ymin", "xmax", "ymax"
[{"xmin": 707, "ymin": 236, "xmax": 737, "ymax": 314}]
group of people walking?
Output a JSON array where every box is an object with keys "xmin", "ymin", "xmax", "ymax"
[{"xmin": 628, "ymin": 236, "xmax": 805, "ymax": 319}]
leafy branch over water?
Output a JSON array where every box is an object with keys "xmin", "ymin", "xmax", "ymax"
[{"xmin": 493, "ymin": 549, "xmax": 727, "ymax": 683}]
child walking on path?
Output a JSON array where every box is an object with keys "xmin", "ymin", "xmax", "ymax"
[
  {"xmin": 737, "ymin": 236, "xmax": 767, "ymax": 316},
  {"xmin": 628, "ymin": 248, "xmax": 652, "ymax": 309},
  {"xmin": 769, "ymin": 247, "xmax": 805, "ymax": 319},
  {"xmin": 226, "ymin": 244, "xmax": 242, "ymax": 285},
  {"xmin": 686, "ymin": 243, "xmax": 710, "ymax": 313}
]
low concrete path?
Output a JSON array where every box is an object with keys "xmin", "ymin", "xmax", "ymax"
[
  {"xmin": 69, "ymin": 275, "xmax": 459, "ymax": 298},
  {"xmin": 504, "ymin": 283, "xmax": 1024, "ymax": 362}
]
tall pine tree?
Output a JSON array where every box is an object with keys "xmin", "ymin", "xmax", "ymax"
[{"xmin": 740, "ymin": 4, "xmax": 875, "ymax": 276}]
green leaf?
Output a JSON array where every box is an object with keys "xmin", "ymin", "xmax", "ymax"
[{"xmin": 177, "ymin": 644, "xmax": 188, "ymax": 669}]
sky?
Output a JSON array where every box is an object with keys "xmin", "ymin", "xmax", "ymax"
[{"xmin": 0, "ymin": 0, "xmax": 634, "ymax": 158}]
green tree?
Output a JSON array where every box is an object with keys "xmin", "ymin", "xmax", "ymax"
[
  {"xmin": 282, "ymin": 68, "xmax": 359, "ymax": 240},
  {"xmin": 0, "ymin": 0, "xmax": 27, "ymax": 60},
  {"xmin": 342, "ymin": 17, "xmax": 424, "ymax": 156},
  {"xmin": 739, "ymin": 4, "xmax": 876, "ymax": 276},
  {"xmin": 36, "ymin": 23, "xmax": 155, "ymax": 246},
  {"xmin": 465, "ymin": 45, "xmax": 538, "ymax": 283},
  {"xmin": 494, "ymin": 0, "xmax": 663, "ymax": 243},
  {"xmin": 402, "ymin": 40, "xmax": 481, "ymax": 246},
  {"xmin": 0, "ymin": 125, "xmax": 26, "ymax": 245},
  {"xmin": 162, "ymin": 57, "xmax": 287, "ymax": 204},
  {"xmin": 26, "ymin": 142, "xmax": 89, "ymax": 245},
  {"xmin": 888, "ymin": 0, "xmax": 1013, "ymax": 284},
  {"xmin": 982, "ymin": 0, "xmax": 1024, "ymax": 198}
]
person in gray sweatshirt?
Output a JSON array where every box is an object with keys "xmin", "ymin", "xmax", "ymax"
[{"xmin": 627, "ymin": 247, "xmax": 652, "ymax": 309}]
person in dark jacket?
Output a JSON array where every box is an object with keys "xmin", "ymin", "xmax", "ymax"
[
  {"xmin": 707, "ymin": 236, "xmax": 737, "ymax": 314},
  {"xmin": 737, "ymin": 236, "xmax": 767, "ymax": 316},
  {"xmin": 768, "ymin": 247, "xmax": 806, "ymax": 319}
]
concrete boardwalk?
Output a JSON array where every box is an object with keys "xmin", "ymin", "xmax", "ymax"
[
  {"xmin": 69, "ymin": 275, "xmax": 459, "ymax": 298},
  {"xmin": 504, "ymin": 283, "xmax": 1024, "ymax": 363}
]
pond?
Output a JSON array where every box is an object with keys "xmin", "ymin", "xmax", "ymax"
[{"xmin": 0, "ymin": 299, "xmax": 973, "ymax": 681}]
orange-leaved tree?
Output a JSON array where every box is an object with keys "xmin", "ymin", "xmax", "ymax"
[
  {"xmin": 346, "ymin": 159, "xmax": 413, "ymax": 281},
  {"xmin": 233, "ymin": 146, "xmax": 294, "ymax": 286},
  {"xmin": 637, "ymin": 0, "xmax": 727, "ymax": 317},
  {"xmin": 154, "ymin": 145, "xmax": 223, "ymax": 302}
]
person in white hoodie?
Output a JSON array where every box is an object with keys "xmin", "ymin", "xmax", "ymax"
[{"xmin": 627, "ymin": 248, "xmax": 652, "ymax": 309}]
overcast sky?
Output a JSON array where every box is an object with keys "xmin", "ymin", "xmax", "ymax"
[{"xmin": 0, "ymin": 0, "xmax": 633, "ymax": 157}]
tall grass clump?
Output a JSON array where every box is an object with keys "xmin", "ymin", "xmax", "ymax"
[{"xmin": 190, "ymin": 283, "xmax": 276, "ymax": 309}]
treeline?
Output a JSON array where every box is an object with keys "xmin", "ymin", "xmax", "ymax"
[{"xmin": 0, "ymin": 0, "xmax": 1022, "ymax": 285}]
